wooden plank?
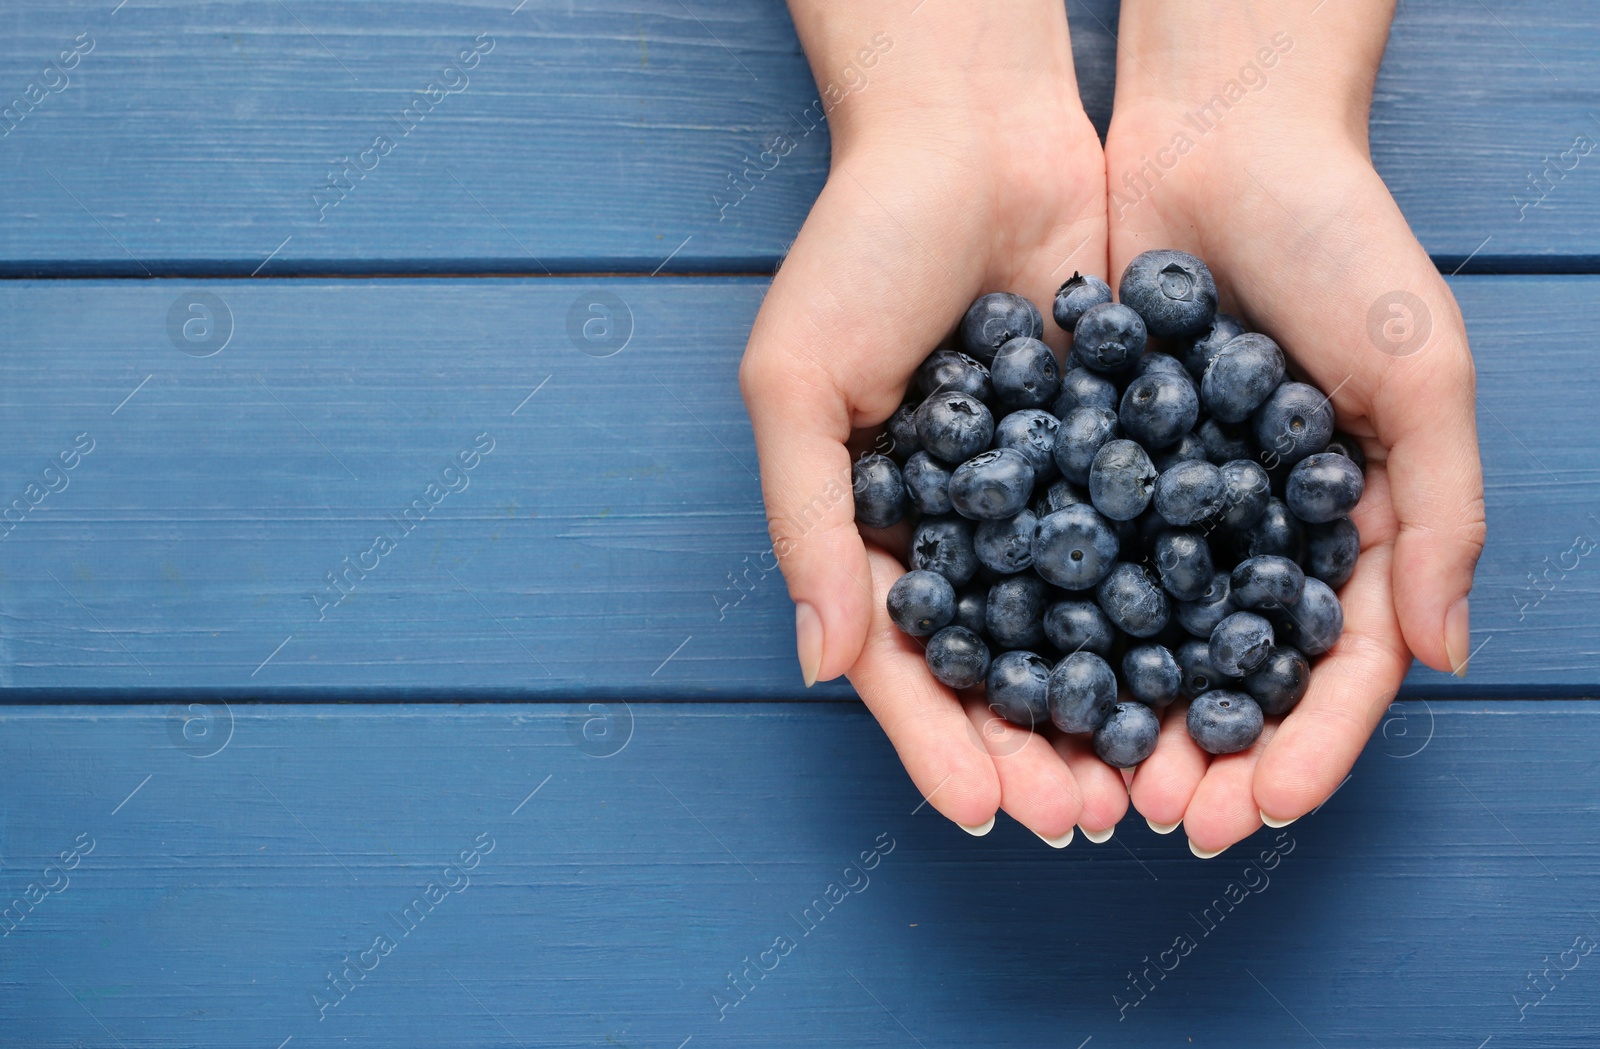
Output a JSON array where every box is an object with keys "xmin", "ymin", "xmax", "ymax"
[
  {"xmin": 0, "ymin": 274, "xmax": 1595, "ymax": 698},
  {"xmin": 0, "ymin": 700, "xmax": 1597, "ymax": 1047},
  {"xmin": 0, "ymin": 1, "xmax": 1595, "ymax": 274}
]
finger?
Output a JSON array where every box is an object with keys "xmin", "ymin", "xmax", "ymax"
[
  {"xmin": 849, "ymin": 546, "xmax": 1001, "ymax": 832},
  {"xmin": 1051, "ymin": 733, "xmax": 1130, "ymax": 839},
  {"xmin": 1128, "ymin": 700, "xmax": 1210, "ymax": 833},
  {"xmin": 962, "ymin": 698, "xmax": 1084, "ymax": 845},
  {"xmin": 1253, "ymin": 466, "xmax": 1413, "ymax": 824},
  {"xmin": 1181, "ymin": 722, "xmax": 1276, "ymax": 857},
  {"xmin": 1369, "ymin": 274, "xmax": 1487, "ymax": 676},
  {"xmin": 739, "ymin": 167, "xmax": 981, "ymax": 687}
]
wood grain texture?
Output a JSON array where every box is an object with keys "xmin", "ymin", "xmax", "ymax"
[
  {"xmin": 0, "ymin": 274, "xmax": 1595, "ymax": 698},
  {"xmin": 0, "ymin": 0, "xmax": 1595, "ymax": 274},
  {"xmin": 0, "ymin": 700, "xmax": 1597, "ymax": 1048}
]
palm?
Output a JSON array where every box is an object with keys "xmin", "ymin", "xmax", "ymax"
[{"xmin": 1104, "ymin": 113, "xmax": 1483, "ymax": 847}]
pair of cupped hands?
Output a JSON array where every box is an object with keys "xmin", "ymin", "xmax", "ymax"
[{"xmin": 737, "ymin": 1, "xmax": 1485, "ymax": 854}]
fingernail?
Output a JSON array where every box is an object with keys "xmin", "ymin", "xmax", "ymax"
[
  {"xmin": 1080, "ymin": 824, "xmax": 1114, "ymax": 844},
  {"xmin": 1189, "ymin": 839, "xmax": 1227, "ymax": 859},
  {"xmin": 1034, "ymin": 827, "xmax": 1074, "ymax": 848},
  {"xmin": 958, "ymin": 815, "xmax": 995, "ymax": 837},
  {"xmin": 795, "ymin": 601, "xmax": 822, "ymax": 687},
  {"xmin": 1260, "ymin": 810, "xmax": 1298, "ymax": 829},
  {"xmin": 1146, "ymin": 818, "xmax": 1181, "ymax": 835},
  {"xmin": 1445, "ymin": 597, "xmax": 1470, "ymax": 678}
]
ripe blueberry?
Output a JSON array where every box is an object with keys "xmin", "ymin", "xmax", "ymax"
[
  {"xmin": 925, "ymin": 626, "xmax": 991, "ymax": 689},
  {"xmin": 991, "ymin": 336, "xmax": 1062, "ymax": 409},
  {"xmin": 1043, "ymin": 599, "xmax": 1117, "ymax": 658},
  {"xmin": 1305, "ymin": 517, "xmax": 1360, "ymax": 590},
  {"xmin": 1271, "ymin": 577, "xmax": 1343, "ymax": 656},
  {"xmin": 1033, "ymin": 503, "xmax": 1120, "ymax": 590},
  {"xmin": 852, "ymin": 453, "xmax": 907, "ymax": 528},
  {"xmin": 915, "ymin": 348, "xmax": 993, "ymax": 401},
  {"xmin": 1119, "ymin": 249, "xmax": 1219, "ymax": 339},
  {"xmin": 1094, "ymin": 701, "xmax": 1162, "ymax": 768},
  {"xmin": 974, "ymin": 510, "xmax": 1038, "ymax": 574},
  {"xmin": 1175, "ymin": 571, "xmax": 1238, "ymax": 640},
  {"xmin": 909, "ymin": 515, "xmax": 980, "ymax": 586},
  {"xmin": 1198, "ymin": 417, "xmax": 1254, "ymax": 464},
  {"xmin": 953, "ymin": 587, "xmax": 987, "ymax": 635},
  {"xmin": 1154, "ymin": 530, "xmax": 1215, "ymax": 602},
  {"xmin": 1053, "ymin": 406, "xmax": 1121, "ymax": 486},
  {"xmin": 1243, "ymin": 646, "xmax": 1310, "ymax": 717},
  {"xmin": 1176, "ymin": 638, "xmax": 1237, "ymax": 699},
  {"xmin": 886, "ymin": 403, "xmax": 922, "ymax": 460},
  {"xmin": 986, "ymin": 650, "xmax": 1052, "ymax": 730},
  {"xmin": 986, "ymin": 574, "xmax": 1050, "ymax": 649},
  {"xmin": 1285, "ymin": 451, "xmax": 1366, "ymax": 523},
  {"xmin": 902, "ymin": 451, "xmax": 954, "ymax": 515},
  {"xmin": 1053, "ymin": 272, "xmax": 1114, "ymax": 330},
  {"xmin": 1234, "ymin": 497, "xmax": 1305, "ymax": 563},
  {"xmin": 1032, "ymin": 477, "xmax": 1086, "ymax": 518},
  {"xmin": 1180, "ymin": 312, "xmax": 1245, "ymax": 379},
  {"xmin": 1073, "ymin": 302, "xmax": 1148, "ymax": 373},
  {"xmin": 1254, "ymin": 381, "xmax": 1335, "ymax": 467},
  {"xmin": 950, "ymin": 448, "xmax": 1036, "ymax": 520},
  {"xmin": 1088, "ymin": 439, "xmax": 1158, "ymax": 521},
  {"xmin": 1231, "ymin": 555, "xmax": 1306, "ymax": 610},
  {"xmin": 1122, "ymin": 643, "xmax": 1183, "ymax": 708},
  {"xmin": 1209, "ymin": 611, "xmax": 1275, "ymax": 676},
  {"xmin": 1120, "ymin": 370, "xmax": 1201, "ymax": 450},
  {"xmin": 1186, "ymin": 690, "xmax": 1265, "ymax": 754},
  {"xmin": 1047, "ymin": 651, "xmax": 1118, "ymax": 733},
  {"xmin": 1153, "ymin": 458, "xmax": 1225, "ymax": 528},
  {"xmin": 1201, "ymin": 333, "xmax": 1286, "ymax": 424},
  {"xmin": 1053, "ymin": 367, "xmax": 1120, "ymax": 417},
  {"xmin": 995, "ymin": 408, "xmax": 1060, "ymax": 482},
  {"xmin": 886, "ymin": 570, "xmax": 957, "ymax": 637},
  {"xmin": 1096, "ymin": 562, "xmax": 1171, "ymax": 638},
  {"xmin": 915, "ymin": 392, "xmax": 995, "ymax": 464},
  {"xmin": 961, "ymin": 292, "xmax": 1043, "ymax": 366},
  {"xmin": 1216, "ymin": 459, "xmax": 1271, "ymax": 531}
]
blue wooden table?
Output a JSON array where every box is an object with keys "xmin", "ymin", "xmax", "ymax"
[{"xmin": 2, "ymin": 2, "xmax": 1599, "ymax": 1046}]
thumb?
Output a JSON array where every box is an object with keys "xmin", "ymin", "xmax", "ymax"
[
  {"xmin": 1371, "ymin": 278, "xmax": 1487, "ymax": 677},
  {"xmin": 738, "ymin": 163, "xmax": 981, "ymax": 685}
]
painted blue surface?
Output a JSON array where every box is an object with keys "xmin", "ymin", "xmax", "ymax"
[
  {"xmin": 0, "ymin": 1, "xmax": 1595, "ymax": 275},
  {"xmin": 0, "ymin": 275, "xmax": 1593, "ymax": 698},
  {"xmin": 1, "ymin": 702, "xmax": 1597, "ymax": 1048}
]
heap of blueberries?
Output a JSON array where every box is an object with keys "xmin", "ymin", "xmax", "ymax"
[{"xmin": 853, "ymin": 250, "xmax": 1363, "ymax": 769}]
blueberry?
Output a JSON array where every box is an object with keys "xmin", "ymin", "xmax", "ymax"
[
  {"xmin": 1305, "ymin": 517, "xmax": 1360, "ymax": 589},
  {"xmin": 909, "ymin": 515, "xmax": 980, "ymax": 586},
  {"xmin": 1180, "ymin": 312, "xmax": 1245, "ymax": 379},
  {"xmin": 1231, "ymin": 555, "xmax": 1306, "ymax": 611},
  {"xmin": 1175, "ymin": 572, "xmax": 1238, "ymax": 639},
  {"xmin": 1043, "ymin": 599, "xmax": 1116, "ymax": 658},
  {"xmin": 1271, "ymin": 577, "xmax": 1343, "ymax": 656},
  {"xmin": 949, "ymin": 448, "xmax": 1035, "ymax": 520},
  {"xmin": 1217, "ymin": 459, "xmax": 1271, "ymax": 531},
  {"xmin": 953, "ymin": 587, "xmax": 987, "ymax": 635},
  {"xmin": 1033, "ymin": 504, "xmax": 1120, "ymax": 590},
  {"xmin": 1120, "ymin": 371, "xmax": 1200, "ymax": 449},
  {"xmin": 1176, "ymin": 638, "xmax": 1237, "ymax": 699},
  {"xmin": 886, "ymin": 403, "xmax": 923, "ymax": 461},
  {"xmin": 1053, "ymin": 367, "xmax": 1120, "ymax": 417},
  {"xmin": 852, "ymin": 453, "xmax": 907, "ymax": 528},
  {"xmin": 986, "ymin": 574, "xmax": 1050, "ymax": 649},
  {"xmin": 1122, "ymin": 644, "xmax": 1182, "ymax": 708},
  {"xmin": 886, "ymin": 570, "xmax": 957, "ymax": 637},
  {"xmin": 986, "ymin": 650, "xmax": 1052, "ymax": 730},
  {"xmin": 1201, "ymin": 333, "xmax": 1286, "ymax": 424},
  {"xmin": 1053, "ymin": 406, "xmax": 1121, "ymax": 486},
  {"xmin": 1153, "ymin": 458, "xmax": 1225, "ymax": 528},
  {"xmin": 1097, "ymin": 562, "xmax": 1170, "ymax": 638},
  {"xmin": 1053, "ymin": 272, "xmax": 1114, "ymax": 330},
  {"xmin": 1154, "ymin": 530, "xmax": 1215, "ymax": 602},
  {"xmin": 1209, "ymin": 611, "xmax": 1275, "ymax": 676},
  {"xmin": 926, "ymin": 626, "xmax": 991, "ymax": 689},
  {"xmin": 1243, "ymin": 646, "xmax": 1310, "ymax": 717},
  {"xmin": 915, "ymin": 392, "xmax": 995, "ymax": 464},
  {"xmin": 1118, "ymin": 249, "xmax": 1218, "ymax": 339},
  {"xmin": 1089, "ymin": 439, "xmax": 1158, "ymax": 521},
  {"xmin": 1186, "ymin": 690, "xmax": 1264, "ymax": 754},
  {"xmin": 1198, "ymin": 417, "xmax": 1254, "ymax": 464},
  {"xmin": 1234, "ymin": 497, "xmax": 1305, "ymax": 563},
  {"xmin": 1073, "ymin": 302, "xmax": 1148, "ymax": 373},
  {"xmin": 1094, "ymin": 701, "xmax": 1163, "ymax": 767},
  {"xmin": 1323, "ymin": 432, "xmax": 1367, "ymax": 474},
  {"xmin": 991, "ymin": 336, "xmax": 1062, "ymax": 409},
  {"xmin": 915, "ymin": 349, "xmax": 993, "ymax": 401},
  {"xmin": 1049, "ymin": 406, "xmax": 1113, "ymax": 486},
  {"xmin": 902, "ymin": 451, "xmax": 954, "ymax": 515},
  {"xmin": 961, "ymin": 292, "xmax": 1044, "ymax": 366},
  {"xmin": 994, "ymin": 409, "xmax": 1060, "ymax": 482},
  {"xmin": 1047, "ymin": 651, "xmax": 1118, "ymax": 733},
  {"xmin": 974, "ymin": 510, "xmax": 1038, "ymax": 573},
  {"xmin": 1032, "ymin": 477, "xmax": 1086, "ymax": 518},
  {"xmin": 1254, "ymin": 381, "xmax": 1335, "ymax": 467},
  {"xmin": 1151, "ymin": 431, "xmax": 1209, "ymax": 473},
  {"xmin": 1285, "ymin": 452, "xmax": 1365, "ymax": 524},
  {"xmin": 1134, "ymin": 351, "xmax": 1196, "ymax": 387}
]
